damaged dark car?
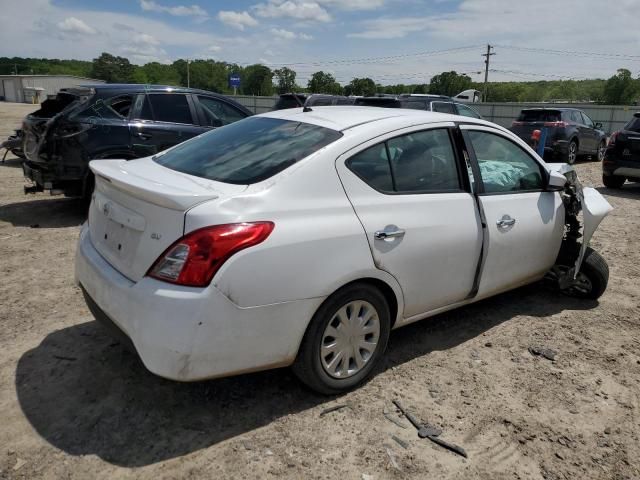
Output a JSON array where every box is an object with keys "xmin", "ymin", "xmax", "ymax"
[{"xmin": 20, "ymin": 84, "xmax": 252, "ymax": 198}]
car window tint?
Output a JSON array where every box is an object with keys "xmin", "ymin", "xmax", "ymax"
[
  {"xmin": 154, "ymin": 117, "xmax": 342, "ymax": 184},
  {"xmin": 519, "ymin": 110, "xmax": 561, "ymax": 122},
  {"xmin": 198, "ymin": 96, "xmax": 245, "ymax": 127},
  {"xmin": 336, "ymin": 97, "xmax": 354, "ymax": 105},
  {"xmin": 387, "ymin": 129, "xmax": 460, "ymax": 192},
  {"xmin": 431, "ymin": 102, "xmax": 456, "ymax": 114},
  {"xmin": 624, "ymin": 116, "xmax": 640, "ymax": 132},
  {"xmin": 400, "ymin": 100, "xmax": 426, "ymax": 110},
  {"xmin": 136, "ymin": 94, "xmax": 154, "ymax": 120},
  {"xmin": 581, "ymin": 112, "xmax": 594, "ymax": 128},
  {"xmin": 72, "ymin": 95, "xmax": 132, "ymax": 120},
  {"xmin": 147, "ymin": 94, "xmax": 193, "ymax": 124},
  {"xmin": 456, "ymin": 103, "xmax": 481, "ymax": 119},
  {"xmin": 467, "ymin": 131, "xmax": 544, "ymax": 193},
  {"xmin": 569, "ymin": 110, "xmax": 582, "ymax": 124},
  {"xmin": 108, "ymin": 95, "xmax": 133, "ymax": 118},
  {"xmin": 346, "ymin": 144, "xmax": 394, "ymax": 192},
  {"xmin": 309, "ymin": 98, "xmax": 333, "ymax": 106}
]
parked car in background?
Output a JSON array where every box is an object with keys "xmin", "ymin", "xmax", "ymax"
[
  {"xmin": 509, "ymin": 108, "xmax": 607, "ymax": 164},
  {"xmin": 273, "ymin": 93, "xmax": 355, "ymax": 110},
  {"xmin": 21, "ymin": 84, "xmax": 251, "ymax": 198},
  {"xmin": 76, "ymin": 106, "xmax": 611, "ymax": 395},
  {"xmin": 353, "ymin": 94, "xmax": 483, "ymax": 119},
  {"xmin": 602, "ymin": 112, "xmax": 640, "ymax": 188}
]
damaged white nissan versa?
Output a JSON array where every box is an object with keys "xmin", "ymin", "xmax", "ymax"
[{"xmin": 75, "ymin": 106, "xmax": 612, "ymax": 394}]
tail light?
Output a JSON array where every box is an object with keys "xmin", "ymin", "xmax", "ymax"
[
  {"xmin": 608, "ymin": 131, "xmax": 619, "ymax": 146},
  {"xmin": 148, "ymin": 222, "xmax": 274, "ymax": 287},
  {"xmin": 543, "ymin": 121, "xmax": 568, "ymax": 127}
]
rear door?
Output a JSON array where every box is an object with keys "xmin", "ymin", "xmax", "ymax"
[
  {"xmin": 579, "ymin": 111, "xmax": 599, "ymax": 152},
  {"xmin": 336, "ymin": 123, "xmax": 483, "ymax": 318},
  {"xmin": 460, "ymin": 125, "xmax": 565, "ymax": 298},
  {"xmin": 130, "ymin": 92, "xmax": 205, "ymax": 157}
]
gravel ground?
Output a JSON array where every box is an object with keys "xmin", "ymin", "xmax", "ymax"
[{"xmin": 0, "ymin": 102, "xmax": 638, "ymax": 480}]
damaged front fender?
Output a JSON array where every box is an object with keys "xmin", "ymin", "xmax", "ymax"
[{"xmin": 574, "ymin": 187, "xmax": 613, "ymax": 277}]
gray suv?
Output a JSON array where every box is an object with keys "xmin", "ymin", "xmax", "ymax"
[
  {"xmin": 353, "ymin": 94, "xmax": 483, "ymax": 119},
  {"xmin": 510, "ymin": 108, "xmax": 607, "ymax": 164}
]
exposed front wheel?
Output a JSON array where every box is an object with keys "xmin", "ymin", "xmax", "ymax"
[
  {"xmin": 292, "ymin": 283, "xmax": 390, "ymax": 395},
  {"xmin": 602, "ymin": 174, "xmax": 625, "ymax": 189},
  {"xmin": 561, "ymin": 247, "xmax": 609, "ymax": 300}
]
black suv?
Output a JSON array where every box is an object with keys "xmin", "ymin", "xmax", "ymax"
[
  {"xmin": 353, "ymin": 94, "xmax": 483, "ymax": 119},
  {"xmin": 602, "ymin": 112, "xmax": 640, "ymax": 188},
  {"xmin": 509, "ymin": 108, "xmax": 607, "ymax": 164},
  {"xmin": 273, "ymin": 93, "xmax": 355, "ymax": 110},
  {"xmin": 21, "ymin": 84, "xmax": 251, "ymax": 197}
]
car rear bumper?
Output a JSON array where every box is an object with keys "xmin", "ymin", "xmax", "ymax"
[
  {"xmin": 603, "ymin": 156, "xmax": 640, "ymax": 179},
  {"xmin": 75, "ymin": 223, "xmax": 324, "ymax": 381}
]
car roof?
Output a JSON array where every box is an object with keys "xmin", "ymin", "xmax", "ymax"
[
  {"xmin": 78, "ymin": 83, "xmax": 224, "ymax": 96},
  {"xmin": 521, "ymin": 107, "xmax": 579, "ymax": 112},
  {"xmin": 260, "ymin": 105, "xmax": 494, "ymax": 132}
]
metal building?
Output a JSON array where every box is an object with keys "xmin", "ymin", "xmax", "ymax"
[{"xmin": 0, "ymin": 75, "xmax": 105, "ymax": 103}]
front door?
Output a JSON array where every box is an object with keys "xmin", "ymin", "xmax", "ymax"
[
  {"xmin": 460, "ymin": 125, "xmax": 565, "ymax": 298},
  {"xmin": 336, "ymin": 124, "xmax": 483, "ymax": 319},
  {"xmin": 130, "ymin": 92, "xmax": 205, "ymax": 157}
]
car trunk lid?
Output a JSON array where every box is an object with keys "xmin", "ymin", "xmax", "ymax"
[{"xmin": 88, "ymin": 157, "xmax": 247, "ymax": 282}]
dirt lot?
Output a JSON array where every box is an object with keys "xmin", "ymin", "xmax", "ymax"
[{"xmin": 0, "ymin": 101, "xmax": 638, "ymax": 480}]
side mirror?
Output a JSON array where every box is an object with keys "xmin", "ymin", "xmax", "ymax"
[
  {"xmin": 594, "ymin": 122, "xmax": 603, "ymax": 129},
  {"xmin": 547, "ymin": 170, "xmax": 567, "ymax": 191}
]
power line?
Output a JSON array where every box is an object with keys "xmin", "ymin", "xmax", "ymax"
[{"xmin": 494, "ymin": 44, "xmax": 640, "ymax": 62}]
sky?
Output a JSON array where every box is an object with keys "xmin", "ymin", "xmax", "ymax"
[{"xmin": 0, "ymin": 0, "xmax": 639, "ymax": 86}]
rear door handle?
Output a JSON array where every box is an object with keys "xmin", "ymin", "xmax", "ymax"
[
  {"xmin": 374, "ymin": 228, "xmax": 406, "ymax": 240},
  {"xmin": 134, "ymin": 132, "xmax": 152, "ymax": 140},
  {"xmin": 496, "ymin": 215, "xmax": 516, "ymax": 228}
]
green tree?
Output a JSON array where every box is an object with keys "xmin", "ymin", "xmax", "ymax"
[
  {"xmin": 90, "ymin": 52, "xmax": 134, "ymax": 83},
  {"xmin": 241, "ymin": 64, "xmax": 273, "ymax": 95},
  {"xmin": 344, "ymin": 77, "xmax": 376, "ymax": 96},
  {"xmin": 603, "ymin": 69, "xmax": 639, "ymax": 105},
  {"xmin": 273, "ymin": 67, "xmax": 297, "ymax": 94},
  {"xmin": 307, "ymin": 71, "xmax": 342, "ymax": 94},
  {"xmin": 428, "ymin": 71, "xmax": 472, "ymax": 97},
  {"xmin": 141, "ymin": 62, "xmax": 181, "ymax": 86}
]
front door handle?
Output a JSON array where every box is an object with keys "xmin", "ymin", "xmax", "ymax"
[
  {"xmin": 496, "ymin": 215, "xmax": 516, "ymax": 228},
  {"xmin": 374, "ymin": 228, "xmax": 406, "ymax": 240}
]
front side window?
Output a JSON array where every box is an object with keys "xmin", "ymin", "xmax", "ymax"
[
  {"xmin": 154, "ymin": 117, "xmax": 342, "ymax": 184},
  {"xmin": 197, "ymin": 96, "xmax": 245, "ymax": 127},
  {"xmin": 346, "ymin": 129, "xmax": 460, "ymax": 193},
  {"xmin": 456, "ymin": 103, "xmax": 482, "ymax": 119},
  {"xmin": 467, "ymin": 130, "xmax": 544, "ymax": 193}
]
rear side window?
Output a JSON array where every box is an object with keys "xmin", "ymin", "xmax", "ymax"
[
  {"xmin": 346, "ymin": 129, "xmax": 460, "ymax": 193},
  {"xmin": 308, "ymin": 97, "xmax": 333, "ymax": 106},
  {"xmin": 456, "ymin": 103, "xmax": 482, "ymax": 119},
  {"xmin": 141, "ymin": 94, "xmax": 193, "ymax": 124},
  {"xmin": 517, "ymin": 110, "xmax": 561, "ymax": 122},
  {"xmin": 624, "ymin": 116, "xmax": 640, "ymax": 132},
  {"xmin": 400, "ymin": 100, "xmax": 426, "ymax": 110},
  {"xmin": 568, "ymin": 110, "xmax": 582, "ymax": 124},
  {"xmin": 153, "ymin": 117, "xmax": 342, "ymax": 184},
  {"xmin": 274, "ymin": 95, "xmax": 306, "ymax": 110},
  {"xmin": 431, "ymin": 102, "xmax": 456, "ymax": 114}
]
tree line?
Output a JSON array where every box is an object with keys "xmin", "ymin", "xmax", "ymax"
[{"xmin": 1, "ymin": 53, "xmax": 639, "ymax": 105}]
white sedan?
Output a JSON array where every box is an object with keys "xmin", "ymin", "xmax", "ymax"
[{"xmin": 75, "ymin": 106, "xmax": 612, "ymax": 394}]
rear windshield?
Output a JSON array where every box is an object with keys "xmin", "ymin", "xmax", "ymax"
[
  {"xmin": 354, "ymin": 98, "xmax": 400, "ymax": 108},
  {"xmin": 274, "ymin": 95, "xmax": 306, "ymax": 110},
  {"xmin": 517, "ymin": 110, "xmax": 561, "ymax": 122},
  {"xmin": 624, "ymin": 116, "xmax": 640, "ymax": 132},
  {"xmin": 153, "ymin": 117, "xmax": 343, "ymax": 184}
]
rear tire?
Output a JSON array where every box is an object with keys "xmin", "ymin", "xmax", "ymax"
[
  {"xmin": 292, "ymin": 283, "xmax": 390, "ymax": 395},
  {"xmin": 602, "ymin": 174, "xmax": 625, "ymax": 189},
  {"xmin": 564, "ymin": 247, "xmax": 609, "ymax": 300}
]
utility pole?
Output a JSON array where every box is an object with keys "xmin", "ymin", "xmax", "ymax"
[
  {"xmin": 482, "ymin": 44, "xmax": 495, "ymax": 102},
  {"xmin": 187, "ymin": 59, "xmax": 190, "ymax": 88}
]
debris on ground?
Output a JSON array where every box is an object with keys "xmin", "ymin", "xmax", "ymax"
[
  {"xmin": 319, "ymin": 404, "xmax": 350, "ymax": 417},
  {"xmin": 391, "ymin": 435, "xmax": 409, "ymax": 450},
  {"xmin": 528, "ymin": 346, "xmax": 558, "ymax": 361},
  {"xmin": 383, "ymin": 405, "xmax": 407, "ymax": 428}
]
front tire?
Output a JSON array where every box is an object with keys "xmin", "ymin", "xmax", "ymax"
[
  {"xmin": 292, "ymin": 283, "xmax": 391, "ymax": 395},
  {"xmin": 596, "ymin": 140, "xmax": 606, "ymax": 162},
  {"xmin": 564, "ymin": 247, "xmax": 609, "ymax": 300},
  {"xmin": 603, "ymin": 174, "xmax": 625, "ymax": 189}
]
